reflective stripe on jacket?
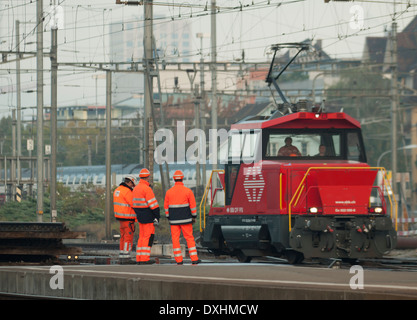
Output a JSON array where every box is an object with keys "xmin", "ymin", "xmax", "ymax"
[
  {"xmin": 132, "ymin": 179, "xmax": 160, "ymax": 223},
  {"xmin": 164, "ymin": 181, "xmax": 197, "ymax": 225},
  {"xmin": 113, "ymin": 183, "xmax": 136, "ymax": 220}
]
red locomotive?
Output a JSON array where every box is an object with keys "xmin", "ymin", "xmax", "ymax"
[
  {"xmin": 199, "ymin": 44, "xmax": 397, "ymax": 264},
  {"xmin": 200, "ymin": 111, "xmax": 397, "ymax": 263}
]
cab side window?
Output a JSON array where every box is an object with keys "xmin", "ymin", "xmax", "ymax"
[{"xmin": 347, "ymin": 132, "xmax": 362, "ymax": 161}]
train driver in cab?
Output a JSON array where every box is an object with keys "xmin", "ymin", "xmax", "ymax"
[
  {"xmin": 315, "ymin": 144, "xmax": 327, "ymax": 156},
  {"xmin": 278, "ymin": 137, "xmax": 301, "ymax": 157}
]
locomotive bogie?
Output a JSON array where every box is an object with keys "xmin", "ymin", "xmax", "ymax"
[
  {"xmin": 289, "ymin": 215, "xmax": 397, "ymax": 259},
  {"xmin": 201, "ymin": 215, "xmax": 289, "ymax": 260},
  {"xmin": 201, "ymin": 213, "xmax": 397, "ymax": 263}
]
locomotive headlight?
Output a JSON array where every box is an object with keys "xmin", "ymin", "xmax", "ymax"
[
  {"xmin": 309, "ymin": 207, "xmax": 318, "ymax": 214},
  {"xmin": 374, "ymin": 207, "xmax": 383, "ymax": 213},
  {"xmin": 369, "ymin": 206, "xmax": 384, "ymax": 214},
  {"xmin": 308, "ymin": 207, "xmax": 323, "ymax": 214}
]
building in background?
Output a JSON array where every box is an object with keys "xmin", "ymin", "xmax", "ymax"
[{"xmin": 108, "ymin": 15, "xmax": 193, "ymax": 105}]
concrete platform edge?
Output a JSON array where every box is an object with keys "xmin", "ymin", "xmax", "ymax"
[{"xmin": 0, "ymin": 269, "xmax": 414, "ymax": 300}]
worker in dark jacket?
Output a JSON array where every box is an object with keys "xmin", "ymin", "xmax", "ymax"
[
  {"xmin": 113, "ymin": 175, "xmax": 136, "ymax": 261},
  {"xmin": 164, "ymin": 170, "xmax": 200, "ymax": 265},
  {"xmin": 132, "ymin": 168, "xmax": 160, "ymax": 265}
]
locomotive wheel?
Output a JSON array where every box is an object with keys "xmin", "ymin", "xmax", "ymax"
[
  {"xmin": 236, "ymin": 250, "xmax": 252, "ymax": 263},
  {"xmin": 285, "ymin": 250, "xmax": 304, "ymax": 264}
]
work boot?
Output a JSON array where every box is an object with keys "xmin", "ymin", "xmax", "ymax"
[
  {"xmin": 177, "ymin": 261, "xmax": 183, "ymax": 265},
  {"xmin": 192, "ymin": 259, "xmax": 201, "ymax": 265},
  {"xmin": 139, "ymin": 259, "xmax": 155, "ymax": 265}
]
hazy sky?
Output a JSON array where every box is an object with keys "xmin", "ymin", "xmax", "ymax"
[{"xmin": 0, "ymin": 0, "xmax": 416, "ymax": 116}]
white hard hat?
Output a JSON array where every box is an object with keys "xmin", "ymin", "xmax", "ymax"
[{"xmin": 124, "ymin": 175, "xmax": 136, "ymax": 184}]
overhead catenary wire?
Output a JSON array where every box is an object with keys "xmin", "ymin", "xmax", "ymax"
[
  {"xmin": 1, "ymin": 1, "xmax": 416, "ymax": 61},
  {"xmin": 0, "ymin": 0, "xmax": 416, "ymax": 111}
]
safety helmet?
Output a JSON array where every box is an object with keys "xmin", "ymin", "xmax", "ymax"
[
  {"xmin": 124, "ymin": 175, "xmax": 136, "ymax": 185},
  {"xmin": 173, "ymin": 170, "xmax": 184, "ymax": 180},
  {"xmin": 139, "ymin": 168, "xmax": 151, "ymax": 178}
]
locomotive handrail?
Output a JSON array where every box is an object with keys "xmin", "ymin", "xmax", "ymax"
[
  {"xmin": 279, "ymin": 173, "xmax": 283, "ymax": 210},
  {"xmin": 288, "ymin": 167, "xmax": 397, "ymax": 232},
  {"xmin": 199, "ymin": 169, "xmax": 225, "ymax": 232},
  {"xmin": 380, "ymin": 168, "xmax": 397, "ymax": 230}
]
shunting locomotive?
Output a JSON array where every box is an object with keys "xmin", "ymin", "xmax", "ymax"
[{"xmin": 199, "ymin": 44, "xmax": 397, "ymax": 264}]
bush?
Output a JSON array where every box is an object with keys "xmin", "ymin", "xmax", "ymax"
[
  {"xmin": 0, "ymin": 183, "xmax": 104, "ymax": 233},
  {"xmin": 0, "ymin": 197, "xmax": 45, "ymax": 222}
]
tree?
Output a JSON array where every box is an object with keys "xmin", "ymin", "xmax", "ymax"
[
  {"xmin": 0, "ymin": 116, "xmax": 13, "ymax": 155},
  {"xmin": 0, "ymin": 114, "xmax": 143, "ymax": 167},
  {"xmin": 325, "ymin": 66, "xmax": 393, "ymax": 168}
]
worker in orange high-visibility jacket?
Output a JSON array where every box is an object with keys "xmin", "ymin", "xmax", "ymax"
[
  {"xmin": 132, "ymin": 168, "xmax": 160, "ymax": 265},
  {"xmin": 164, "ymin": 170, "xmax": 201, "ymax": 265},
  {"xmin": 113, "ymin": 175, "xmax": 136, "ymax": 261}
]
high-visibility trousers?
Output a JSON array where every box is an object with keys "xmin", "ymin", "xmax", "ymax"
[
  {"xmin": 136, "ymin": 223, "xmax": 155, "ymax": 262},
  {"xmin": 119, "ymin": 220, "xmax": 135, "ymax": 255},
  {"xmin": 170, "ymin": 224, "xmax": 199, "ymax": 263}
]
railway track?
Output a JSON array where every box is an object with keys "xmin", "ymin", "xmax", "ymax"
[
  {"xmin": 1, "ymin": 222, "xmax": 415, "ymax": 272},
  {"xmin": 73, "ymin": 242, "xmax": 417, "ymax": 271},
  {"xmin": 357, "ymin": 257, "xmax": 417, "ymax": 272}
]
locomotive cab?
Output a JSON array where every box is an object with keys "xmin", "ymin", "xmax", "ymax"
[{"xmin": 200, "ymin": 111, "xmax": 397, "ymax": 264}]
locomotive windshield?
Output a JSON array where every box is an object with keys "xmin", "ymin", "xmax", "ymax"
[
  {"xmin": 227, "ymin": 129, "xmax": 262, "ymax": 163},
  {"xmin": 226, "ymin": 128, "xmax": 367, "ymax": 162},
  {"xmin": 263, "ymin": 129, "xmax": 366, "ymax": 162}
]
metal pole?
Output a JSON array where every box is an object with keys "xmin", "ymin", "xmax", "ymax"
[
  {"xmin": 391, "ymin": 22, "xmax": 398, "ymax": 199},
  {"xmin": 143, "ymin": 0, "xmax": 153, "ymax": 171},
  {"xmin": 36, "ymin": 0, "xmax": 44, "ymax": 222},
  {"xmin": 4, "ymin": 156, "xmax": 7, "ymax": 201},
  {"xmin": 195, "ymin": 84, "xmax": 201, "ymax": 198},
  {"xmin": 12, "ymin": 110, "xmax": 16, "ymax": 200},
  {"xmin": 50, "ymin": 25, "xmax": 58, "ymax": 222},
  {"xmin": 186, "ymin": 70, "xmax": 200, "ymax": 197},
  {"xmin": 211, "ymin": 0, "xmax": 218, "ymax": 170},
  {"xmin": 16, "ymin": 20, "xmax": 22, "ymax": 187},
  {"xmin": 105, "ymin": 70, "xmax": 112, "ymax": 239},
  {"xmin": 198, "ymin": 33, "xmax": 207, "ymax": 189}
]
